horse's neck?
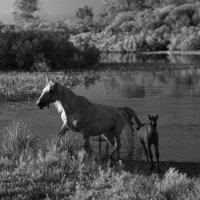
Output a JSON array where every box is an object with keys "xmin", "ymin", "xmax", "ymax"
[{"xmin": 57, "ymin": 84, "xmax": 90, "ymax": 114}]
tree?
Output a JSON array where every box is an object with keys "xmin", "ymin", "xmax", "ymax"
[
  {"xmin": 12, "ymin": 0, "xmax": 41, "ymax": 28},
  {"xmin": 75, "ymin": 5, "xmax": 93, "ymax": 20},
  {"xmin": 98, "ymin": 0, "xmax": 152, "ymax": 26},
  {"xmin": 64, "ymin": 6, "xmax": 94, "ymax": 33}
]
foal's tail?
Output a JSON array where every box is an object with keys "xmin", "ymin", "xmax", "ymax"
[{"xmin": 119, "ymin": 107, "xmax": 144, "ymax": 130}]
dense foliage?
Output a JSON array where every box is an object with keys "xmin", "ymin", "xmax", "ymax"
[
  {"xmin": 70, "ymin": 1, "xmax": 200, "ymax": 52},
  {"xmin": 0, "ymin": 30, "xmax": 100, "ymax": 70},
  {"xmin": 13, "ymin": 0, "xmax": 41, "ymax": 28}
]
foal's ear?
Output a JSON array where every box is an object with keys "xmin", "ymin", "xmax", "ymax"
[
  {"xmin": 148, "ymin": 114, "xmax": 151, "ymax": 120},
  {"xmin": 155, "ymin": 114, "xmax": 159, "ymax": 120}
]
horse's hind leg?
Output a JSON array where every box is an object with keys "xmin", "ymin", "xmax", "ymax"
[
  {"xmin": 104, "ymin": 129, "xmax": 121, "ymax": 163},
  {"xmin": 114, "ymin": 137, "xmax": 121, "ymax": 161},
  {"xmin": 154, "ymin": 143, "xmax": 161, "ymax": 173}
]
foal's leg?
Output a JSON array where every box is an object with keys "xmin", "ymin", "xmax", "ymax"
[
  {"xmin": 141, "ymin": 141, "xmax": 151, "ymax": 169},
  {"xmin": 154, "ymin": 143, "xmax": 161, "ymax": 173},
  {"xmin": 148, "ymin": 144, "xmax": 155, "ymax": 171}
]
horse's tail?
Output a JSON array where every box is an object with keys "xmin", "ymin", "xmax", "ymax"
[
  {"xmin": 121, "ymin": 123, "xmax": 135, "ymax": 150},
  {"xmin": 119, "ymin": 107, "xmax": 144, "ymax": 130}
]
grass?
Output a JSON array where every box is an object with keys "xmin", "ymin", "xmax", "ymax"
[
  {"xmin": 0, "ymin": 71, "xmax": 101, "ymax": 102},
  {"xmin": 0, "ymin": 63, "xmax": 198, "ymax": 102},
  {"xmin": 0, "ymin": 120, "xmax": 200, "ymax": 200}
]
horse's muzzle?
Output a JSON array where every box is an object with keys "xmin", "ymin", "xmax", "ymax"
[{"xmin": 36, "ymin": 100, "xmax": 44, "ymax": 109}]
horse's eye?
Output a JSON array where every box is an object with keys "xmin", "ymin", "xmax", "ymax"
[{"xmin": 49, "ymin": 90, "xmax": 53, "ymax": 94}]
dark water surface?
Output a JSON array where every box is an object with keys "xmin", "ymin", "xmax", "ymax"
[
  {"xmin": 73, "ymin": 67, "xmax": 200, "ymax": 162},
  {"xmin": 1, "ymin": 53, "xmax": 200, "ymax": 162}
]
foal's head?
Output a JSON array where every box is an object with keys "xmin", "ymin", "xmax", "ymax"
[
  {"xmin": 36, "ymin": 80, "xmax": 59, "ymax": 109},
  {"xmin": 148, "ymin": 114, "xmax": 158, "ymax": 128}
]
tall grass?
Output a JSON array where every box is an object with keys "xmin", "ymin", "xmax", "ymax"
[
  {"xmin": 0, "ymin": 71, "xmax": 101, "ymax": 102},
  {"xmin": 0, "ymin": 120, "xmax": 200, "ymax": 199},
  {"xmin": 1, "ymin": 120, "xmax": 40, "ymax": 161}
]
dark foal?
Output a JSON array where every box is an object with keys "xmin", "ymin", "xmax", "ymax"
[{"xmin": 138, "ymin": 114, "xmax": 161, "ymax": 173}]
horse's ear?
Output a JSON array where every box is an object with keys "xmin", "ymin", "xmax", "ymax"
[
  {"xmin": 148, "ymin": 114, "xmax": 151, "ymax": 120},
  {"xmin": 155, "ymin": 114, "xmax": 159, "ymax": 120}
]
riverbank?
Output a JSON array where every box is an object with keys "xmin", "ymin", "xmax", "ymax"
[{"xmin": 124, "ymin": 160, "xmax": 200, "ymax": 178}]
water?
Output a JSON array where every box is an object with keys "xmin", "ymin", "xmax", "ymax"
[
  {"xmin": 73, "ymin": 67, "xmax": 200, "ymax": 162},
  {"xmin": 1, "ymin": 53, "xmax": 200, "ymax": 162},
  {"xmin": 101, "ymin": 52, "xmax": 200, "ymax": 64}
]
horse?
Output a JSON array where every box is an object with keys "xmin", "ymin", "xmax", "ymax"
[
  {"xmin": 138, "ymin": 114, "xmax": 161, "ymax": 173},
  {"xmin": 118, "ymin": 106, "xmax": 144, "ymax": 131},
  {"xmin": 98, "ymin": 106, "xmax": 144, "ymax": 156},
  {"xmin": 36, "ymin": 79, "xmax": 142, "ymax": 164}
]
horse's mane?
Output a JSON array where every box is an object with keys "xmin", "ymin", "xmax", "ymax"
[{"xmin": 54, "ymin": 82, "xmax": 91, "ymax": 113}]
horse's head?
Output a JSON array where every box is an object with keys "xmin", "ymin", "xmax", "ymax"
[
  {"xmin": 148, "ymin": 114, "xmax": 158, "ymax": 127},
  {"xmin": 36, "ymin": 80, "xmax": 59, "ymax": 109}
]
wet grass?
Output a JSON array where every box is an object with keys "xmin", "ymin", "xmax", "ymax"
[
  {"xmin": 0, "ymin": 71, "xmax": 101, "ymax": 102},
  {"xmin": 0, "ymin": 120, "xmax": 200, "ymax": 200}
]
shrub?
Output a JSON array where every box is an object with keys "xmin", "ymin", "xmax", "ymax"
[
  {"xmin": 1, "ymin": 120, "xmax": 40, "ymax": 161},
  {"xmin": 76, "ymin": 2, "xmax": 200, "ymax": 52},
  {"xmin": 169, "ymin": 27, "xmax": 200, "ymax": 50},
  {"xmin": 0, "ymin": 30, "xmax": 100, "ymax": 70}
]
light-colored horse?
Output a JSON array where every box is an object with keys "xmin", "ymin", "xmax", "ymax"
[
  {"xmin": 36, "ymin": 80, "xmax": 142, "ymax": 163},
  {"xmin": 138, "ymin": 114, "xmax": 161, "ymax": 173}
]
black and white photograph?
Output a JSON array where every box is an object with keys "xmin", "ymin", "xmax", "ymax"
[{"xmin": 0, "ymin": 0, "xmax": 200, "ymax": 199}]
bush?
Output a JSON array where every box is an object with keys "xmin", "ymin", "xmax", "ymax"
[
  {"xmin": 1, "ymin": 120, "xmax": 40, "ymax": 161},
  {"xmin": 169, "ymin": 27, "xmax": 200, "ymax": 50},
  {"xmin": 0, "ymin": 30, "xmax": 100, "ymax": 70}
]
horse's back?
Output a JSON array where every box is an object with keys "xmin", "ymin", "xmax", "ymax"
[{"xmin": 80, "ymin": 103, "xmax": 127, "ymax": 136}]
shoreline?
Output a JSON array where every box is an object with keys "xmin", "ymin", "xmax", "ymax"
[
  {"xmin": 101, "ymin": 50, "xmax": 200, "ymax": 55},
  {"xmin": 123, "ymin": 160, "xmax": 200, "ymax": 177}
]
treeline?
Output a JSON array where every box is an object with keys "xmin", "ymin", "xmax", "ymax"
[
  {"xmin": 0, "ymin": 0, "xmax": 100, "ymax": 71},
  {"xmin": 1, "ymin": 0, "xmax": 200, "ymax": 70},
  {"xmin": 70, "ymin": 0, "xmax": 200, "ymax": 52},
  {"xmin": 0, "ymin": 30, "xmax": 100, "ymax": 70}
]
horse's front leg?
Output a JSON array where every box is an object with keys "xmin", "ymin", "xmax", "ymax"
[
  {"xmin": 66, "ymin": 120, "xmax": 78, "ymax": 132},
  {"xmin": 83, "ymin": 134, "xmax": 91, "ymax": 153},
  {"xmin": 57, "ymin": 123, "xmax": 70, "ymax": 138}
]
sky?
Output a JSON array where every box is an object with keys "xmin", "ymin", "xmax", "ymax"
[{"xmin": 0, "ymin": 0, "xmax": 103, "ymax": 24}]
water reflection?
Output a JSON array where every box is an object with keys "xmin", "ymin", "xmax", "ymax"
[
  {"xmin": 101, "ymin": 53, "xmax": 200, "ymax": 64},
  {"xmin": 102, "ymin": 68, "xmax": 200, "ymax": 98}
]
